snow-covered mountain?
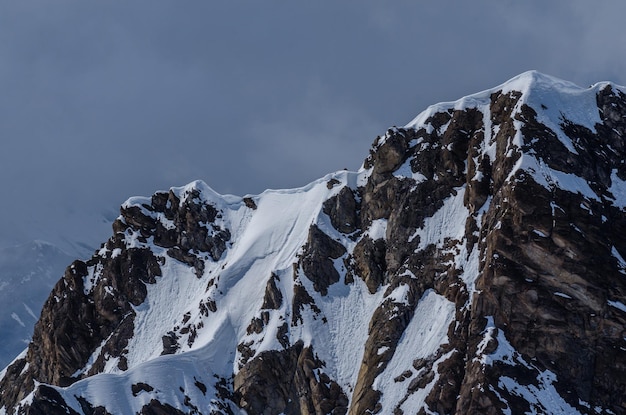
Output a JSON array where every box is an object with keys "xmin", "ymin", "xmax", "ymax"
[
  {"xmin": 0, "ymin": 242, "xmax": 74, "ymax": 369},
  {"xmin": 1, "ymin": 71, "xmax": 625, "ymax": 414},
  {"xmin": 0, "ymin": 213, "xmax": 114, "ymax": 370}
]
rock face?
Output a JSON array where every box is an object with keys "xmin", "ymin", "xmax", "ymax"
[
  {"xmin": 0, "ymin": 241, "xmax": 75, "ymax": 370},
  {"xmin": 1, "ymin": 71, "xmax": 625, "ymax": 415}
]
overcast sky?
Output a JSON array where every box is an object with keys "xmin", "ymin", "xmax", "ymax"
[{"xmin": 1, "ymin": 1, "xmax": 626, "ymax": 252}]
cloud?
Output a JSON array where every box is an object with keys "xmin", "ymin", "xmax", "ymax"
[
  {"xmin": 0, "ymin": 2, "xmax": 625, "ymax": 251},
  {"xmin": 239, "ymin": 79, "xmax": 381, "ymax": 192}
]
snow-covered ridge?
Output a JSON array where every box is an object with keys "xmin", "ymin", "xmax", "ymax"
[
  {"xmin": 405, "ymin": 70, "xmax": 618, "ymax": 133},
  {"xmin": 2, "ymin": 71, "xmax": 626, "ymax": 415},
  {"xmin": 88, "ymin": 168, "xmax": 376, "ymax": 367}
]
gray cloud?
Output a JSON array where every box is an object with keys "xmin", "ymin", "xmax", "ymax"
[{"xmin": 1, "ymin": 1, "xmax": 625, "ymax": 251}]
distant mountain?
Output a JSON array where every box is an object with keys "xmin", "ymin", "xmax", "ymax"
[
  {"xmin": 0, "ymin": 241, "xmax": 74, "ymax": 369},
  {"xmin": 0, "ymin": 208, "xmax": 114, "ymax": 371},
  {"xmin": 1, "ymin": 71, "xmax": 625, "ymax": 414}
]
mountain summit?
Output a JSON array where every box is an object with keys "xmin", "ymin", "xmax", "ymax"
[{"xmin": 1, "ymin": 71, "xmax": 625, "ymax": 414}]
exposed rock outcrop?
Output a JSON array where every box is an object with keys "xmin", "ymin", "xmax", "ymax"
[
  {"xmin": 300, "ymin": 225, "xmax": 347, "ymax": 295},
  {"xmin": 234, "ymin": 341, "xmax": 348, "ymax": 415}
]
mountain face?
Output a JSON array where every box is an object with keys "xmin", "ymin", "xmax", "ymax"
[
  {"xmin": 0, "ymin": 211, "xmax": 114, "ymax": 370},
  {"xmin": 0, "ymin": 242, "xmax": 75, "ymax": 369},
  {"xmin": 1, "ymin": 71, "xmax": 626, "ymax": 415}
]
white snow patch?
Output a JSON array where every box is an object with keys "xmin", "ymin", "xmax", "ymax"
[
  {"xmin": 411, "ymin": 188, "xmax": 468, "ymax": 249},
  {"xmin": 554, "ymin": 292, "xmax": 572, "ymax": 299},
  {"xmin": 387, "ymin": 284, "xmax": 410, "ymax": 306},
  {"xmin": 499, "ymin": 371, "xmax": 582, "ymax": 415},
  {"xmin": 377, "ymin": 346, "xmax": 390, "ymax": 355},
  {"xmin": 502, "ymin": 71, "xmax": 602, "ymax": 133},
  {"xmin": 123, "ymin": 256, "xmax": 207, "ymax": 369},
  {"xmin": 301, "ymin": 275, "xmax": 386, "ymax": 400},
  {"xmin": 515, "ymin": 156, "xmax": 601, "ymax": 202},
  {"xmin": 477, "ymin": 316, "xmax": 581, "ymax": 414},
  {"xmin": 476, "ymin": 316, "xmax": 531, "ymax": 369},
  {"xmin": 393, "ymin": 158, "xmax": 427, "ymax": 183},
  {"xmin": 102, "ymin": 355, "xmax": 121, "ymax": 374},
  {"xmin": 611, "ymin": 246, "xmax": 626, "ymax": 274},
  {"xmin": 608, "ymin": 169, "xmax": 626, "ymax": 208},
  {"xmin": 410, "ymin": 188, "xmax": 487, "ymax": 300},
  {"xmin": 366, "ymin": 219, "xmax": 388, "ymax": 241},
  {"xmin": 608, "ymin": 300, "xmax": 626, "ymax": 313},
  {"xmin": 156, "ymin": 214, "xmax": 176, "ymax": 230},
  {"xmin": 398, "ymin": 350, "xmax": 454, "ymax": 415},
  {"xmin": 82, "ymin": 263, "xmax": 104, "ymax": 294}
]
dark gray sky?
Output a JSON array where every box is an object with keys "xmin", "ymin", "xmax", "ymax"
[{"xmin": 1, "ymin": 1, "xmax": 625, "ymax": 251}]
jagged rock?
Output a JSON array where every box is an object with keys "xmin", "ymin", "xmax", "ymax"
[
  {"xmin": 292, "ymin": 282, "xmax": 321, "ymax": 326},
  {"xmin": 299, "ymin": 225, "xmax": 347, "ymax": 295},
  {"xmin": 364, "ymin": 129, "xmax": 410, "ymax": 174},
  {"xmin": 350, "ymin": 236, "xmax": 387, "ymax": 294},
  {"xmin": 75, "ymin": 396, "xmax": 112, "ymax": 415},
  {"xmin": 131, "ymin": 382, "xmax": 155, "ymax": 396},
  {"xmin": 234, "ymin": 341, "xmax": 348, "ymax": 415},
  {"xmin": 262, "ymin": 273, "xmax": 283, "ymax": 310},
  {"xmin": 243, "ymin": 197, "xmax": 258, "ymax": 210},
  {"xmin": 129, "ymin": 188, "xmax": 231, "ymax": 264},
  {"xmin": 15, "ymin": 244, "xmax": 161, "ymax": 390},
  {"xmin": 25, "ymin": 385, "xmax": 81, "ymax": 415},
  {"xmin": 323, "ymin": 187, "xmax": 359, "ymax": 234},
  {"xmin": 137, "ymin": 400, "xmax": 187, "ymax": 415},
  {"xmin": 326, "ymin": 178, "xmax": 342, "ymax": 189},
  {"xmin": 350, "ymin": 277, "xmax": 424, "ymax": 415},
  {"xmin": 276, "ymin": 322, "xmax": 290, "ymax": 349},
  {"xmin": 161, "ymin": 331, "xmax": 180, "ymax": 355}
]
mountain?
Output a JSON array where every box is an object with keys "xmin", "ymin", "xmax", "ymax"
[
  {"xmin": 1, "ymin": 71, "xmax": 625, "ymax": 414},
  {"xmin": 0, "ymin": 213, "xmax": 114, "ymax": 370},
  {"xmin": 0, "ymin": 241, "xmax": 76, "ymax": 370}
]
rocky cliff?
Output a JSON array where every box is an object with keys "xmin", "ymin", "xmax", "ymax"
[
  {"xmin": 0, "ymin": 241, "xmax": 75, "ymax": 370},
  {"xmin": 1, "ymin": 71, "xmax": 625, "ymax": 414}
]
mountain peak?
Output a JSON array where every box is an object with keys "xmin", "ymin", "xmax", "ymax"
[
  {"xmin": 500, "ymin": 69, "xmax": 584, "ymax": 92},
  {"xmin": 1, "ymin": 73, "xmax": 625, "ymax": 415},
  {"xmin": 405, "ymin": 71, "xmax": 621, "ymax": 134}
]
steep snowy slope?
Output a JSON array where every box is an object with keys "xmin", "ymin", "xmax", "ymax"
[{"xmin": 1, "ymin": 71, "xmax": 625, "ymax": 415}]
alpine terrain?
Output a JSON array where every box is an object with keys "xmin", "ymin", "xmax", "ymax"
[
  {"xmin": 0, "ymin": 241, "xmax": 74, "ymax": 370},
  {"xmin": 0, "ymin": 213, "xmax": 114, "ymax": 370},
  {"xmin": 1, "ymin": 71, "xmax": 625, "ymax": 414}
]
